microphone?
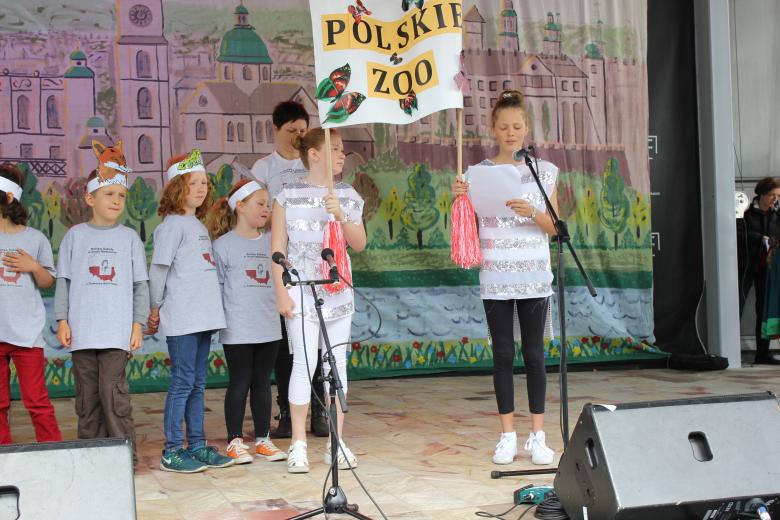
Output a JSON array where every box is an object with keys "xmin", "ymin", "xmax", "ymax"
[
  {"xmin": 321, "ymin": 248, "xmax": 338, "ymax": 281},
  {"xmin": 512, "ymin": 147, "xmax": 531, "ymax": 161},
  {"xmin": 272, "ymin": 252, "xmax": 296, "ymax": 272},
  {"xmin": 745, "ymin": 499, "xmax": 772, "ymax": 520}
]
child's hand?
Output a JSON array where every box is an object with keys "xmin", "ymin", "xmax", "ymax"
[
  {"xmin": 277, "ymin": 292, "xmax": 296, "ymax": 319},
  {"xmin": 1, "ymin": 248, "xmax": 40, "ymax": 273},
  {"xmin": 453, "ymin": 178, "xmax": 469, "ymax": 196},
  {"xmin": 130, "ymin": 323, "xmax": 143, "ymax": 351},
  {"xmin": 506, "ymin": 199, "xmax": 535, "ymax": 218},
  {"xmin": 57, "ymin": 320, "xmax": 72, "ymax": 349},
  {"xmin": 324, "ymin": 194, "xmax": 345, "ymax": 222},
  {"xmin": 145, "ymin": 308, "xmax": 160, "ymax": 335}
]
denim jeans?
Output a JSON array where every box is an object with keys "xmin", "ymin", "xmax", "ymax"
[{"xmin": 163, "ymin": 331, "xmax": 212, "ymax": 452}]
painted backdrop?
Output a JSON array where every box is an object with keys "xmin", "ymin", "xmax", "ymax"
[{"xmin": 0, "ymin": 0, "xmax": 659, "ymax": 396}]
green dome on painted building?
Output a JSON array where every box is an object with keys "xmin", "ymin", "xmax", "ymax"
[
  {"xmin": 217, "ymin": 5, "xmax": 272, "ymax": 65},
  {"xmin": 86, "ymin": 116, "xmax": 105, "ymax": 128},
  {"xmin": 544, "ymin": 11, "xmax": 560, "ymax": 31},
  {"xmin": 64, "ymin": 48, "xmax": 94, "ymax": 78}
]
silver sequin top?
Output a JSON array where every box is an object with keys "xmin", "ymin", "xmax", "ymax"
[
  {"xmin": 276, "ymin": 181, "xmax": 364, "ymax": 321},
  {"xmin": 466, "ymin": 159, "xmax": 558, "ymax": 300}
]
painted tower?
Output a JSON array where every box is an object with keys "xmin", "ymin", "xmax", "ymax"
[
  {"xmin": 217, "ymin": 4, "xmax": 273, "ymax": 95},
  {"xmin": 584, "ymin": 18, "xmax": 607, "ymax": 144},
  {"xmin": 116, "ymin": 0, "xmax": 172, "ymax": 185},
  {"xmin": 64, "ymin": 49, "xmax": 96, "ymax": 177},
  {"xmin": 463, "ymin": 5, "xmax": 485, "ymax": 50},
  {"xmin": 542, "ymin": 12, "xmax": 562, "ymax": 56},
  {"xmin": 498, "ymin": 0, "xmax": 519, "ymax": 51}
]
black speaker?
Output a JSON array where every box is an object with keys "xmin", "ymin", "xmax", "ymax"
[
  {"xmin": 0, "ymin": 438, "xmax": 135, "ymax": 519},
  {"xmin": 554, "ymin": 392, "xmax": 780, "ymax": 520}
]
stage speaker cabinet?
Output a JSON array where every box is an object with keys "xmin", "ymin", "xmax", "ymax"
[
  {"xmin": 554, "ymin": 392, "xmax": 780, "ymax": 520},
  {"xmin": 0, "ymin": 438, "xmax": 135, "ymax": 519}
]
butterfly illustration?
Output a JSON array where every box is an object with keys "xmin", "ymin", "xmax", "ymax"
[
  {"xmin": 390, "ymin": 52, "xmax": 403, "ymax": 65},
  {"xmin": 315, "ymin": 63, "xmax": 351, "ymax": 101},
  {"xmin": 399, "ymin": 90, "xmax": 418, "ymax": 115},
  {"xmin": 453, "ymin": 50, "xmax": 470, "ymax": 94},
  {"xmin": 401, "ymin": 0, "xmax": 424, "ymax": 12},
  {"xmin": 325, "ymin": 92, "xmax": 366, "ymax": 124},
  {"xmin": 348, "ymin": 0, "xmax": 371, "ymax": 24}
]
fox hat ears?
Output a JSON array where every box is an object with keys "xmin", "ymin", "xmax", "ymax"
[{"xmin": 92, "ymin": 140, "xmax": 132, "ymax": 181}]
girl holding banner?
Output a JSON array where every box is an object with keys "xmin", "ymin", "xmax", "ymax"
[
  {"xmin": 454, "ymin": 91, "xmax": 558, "ymax": 466},
  {"xmin": 271, "ymin": 128, "xmax": 366, "ymax": 474}
]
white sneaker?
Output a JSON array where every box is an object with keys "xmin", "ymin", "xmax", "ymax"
[
  {"xmin": 524, "ymin": 431, "xmax": 555, "ymax": 465},
  {"xmin": 226, "ymin": 438, "xmax": 253, "ymax": 465},
  {"xmin": 492, "ymin": 432, "xmax": 518, "ymax": 465},
  {"xmin": 324, "ymin": 439, "xmax": 358, "ymax": 469},
  {"xmin": 287, "ymin": 440, "xmax": 309, "ymax": 473}
]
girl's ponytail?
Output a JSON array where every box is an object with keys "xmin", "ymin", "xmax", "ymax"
[{"xmin": 206, "ymin": 195, "xmax": 234, "ymax": 240}]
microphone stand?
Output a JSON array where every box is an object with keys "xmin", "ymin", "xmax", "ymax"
[
  {"xmin": 287, "ymin": 270, "xmax": 372, "ymax": 520},
  {"xmin": 491, "ymin": 149, "xmax": 597, "ymax": 479}
]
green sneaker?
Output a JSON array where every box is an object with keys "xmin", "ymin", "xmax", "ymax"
[
  {"xmin": 189, "ymin": 445, "xmax": 235, "ymax": 468},
  {"xmin": 160, "ymin": 448, "xmax": 208, "ymax": 473}
]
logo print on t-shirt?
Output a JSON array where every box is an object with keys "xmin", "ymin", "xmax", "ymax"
[
  {"xmin": 88, "ymin": 257, "xmax": 116, "ymax": 281},
  {"xmin": 199, "ymin": 235, "xmax": 216, "ymax": 267},
  {"xmin": 244, "ymin": 257, "xmax": 270, "ymax": 285},
  {"xmin": 0, "ymin": 266, "xmax": 21, "ymax": 284}
]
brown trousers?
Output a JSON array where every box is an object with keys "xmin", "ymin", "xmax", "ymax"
[{"xmin": 71, "ymin": 349, "xmax": 136, "ymax": 463}]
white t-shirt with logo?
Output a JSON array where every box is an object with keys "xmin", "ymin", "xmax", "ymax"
[
  {"xmin": 57, "ymin": 223, "xmax": 148, "ymax": 350},
  {"xmin": 151, "ymin": 214, "xmax": 226, "ymax": 337},
  {"xmin": 0, "ymin": 227, "xmax": 55, "ymax": 348},
  {"xmin": 213, "ymin": 231, "xmax": 281, "ymax": 345},
  {"xmin": 250, "ymin": 151, "xmax": 308, "ymax": 200}
]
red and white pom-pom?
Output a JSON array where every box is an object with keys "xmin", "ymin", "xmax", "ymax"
[
  {"xmin": 322, "ymin": 220, "xmax": 352, "ymax": 293},
  {"xmin": 450, "ymin": 194, "xmax": 481, "ymax": 268}
]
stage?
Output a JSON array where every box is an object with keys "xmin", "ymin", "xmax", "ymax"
[{"xmin": 7, "ymin": 363, "xmax": 780, "ymax": 519}]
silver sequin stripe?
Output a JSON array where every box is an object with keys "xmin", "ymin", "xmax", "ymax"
[
  {"xmin": 520, "ymin": 170, "xmax": 555, "ymax": 185},
  {"xmin": 287, "ymin": 220, "xmax": 328, "ymax": 232},
  {"xmin": 480, "ymin": 216, "xmax": 533, "ymax": 227},
  {"xmin": 481, "ymin": 282, "xmax": 552, "ymax": 297},
  {"xmin": 480, "ymin": 237, "xmax": 549, "ymax": 249},
  {"xmin": 284, "ymin": 197, "xmax": 362, "ymax": 213},
  {"xmin": 481, "ymin": 258, "xmax": 551, "ymax": 272},
  {"xmin": 288, "ymin": 241, "xmax": 324, "ymax": 256},
  {"xmin": 301, "ymin": 299, "xmax": 354, "ymax": 322}
]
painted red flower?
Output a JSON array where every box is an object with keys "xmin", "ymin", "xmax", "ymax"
[
  {"xmin": 412, "ymin": 341, "xmax": 421, "ymax": 349},
  {"xmin": 164, "ymin": 358, "xmax": 172, "ymax": 366},
  {"xmin": 581, "ymin": 337, "xmax": 590, "ymax": 343},
  {"xmin": 370, "ymin": 345, "xmax": 378, "ymax": 353},
  {"xmin": 214, "ymin": 358, "xmax": 224, "ymax": 368},
  {"xmin": 392, "ymin": 354, "xmax": 401, "ymax": 362},
  {"xmin": 593, "ymin": 336, "xmax": 601, "ymax": 343},
  {"xmin": 145, "ymin": 359, "xmax": 154, "ymax": 369},
  {"xmin": 461, "ymin": 336, "xmax": 469, "ymax": 344},
  {"xmin": 627, "ymin": 336, "xmax": 634, "ymax": 344},
  {"xmin": 351, "ymin": 342, "xmax": 361, "ymax": 350},
  {"xmin": 436, "ymin": 350, "xmax": 445, "ymax": 359},
  {"xmin": 54, "ymin": 359, "xmax": 64, "ymax": 368}
]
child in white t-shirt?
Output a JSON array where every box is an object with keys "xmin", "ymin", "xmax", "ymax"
[
  {"xmin": 0, "ymin": 163, "xmax": 62, "ymax": 445},
  {"xmin": 207, "ymin": 179, "xmax": 287, "ymax": 465},
  {"xmin": 55, "ymin": 168, "xmax": 148, "ymax": 464},
  {"xmin": 147, "ymin": 149, "xmax": 233, "ymax": 473}
]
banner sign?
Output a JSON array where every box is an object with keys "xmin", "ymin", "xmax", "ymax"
[{"xmin": 308, "ymin": 0, "xmax": 464, "ymax": 126}]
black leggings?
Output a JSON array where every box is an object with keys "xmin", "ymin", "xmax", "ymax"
[
  {"xmin": 274, "ymin": 315, "xmax": 324, "ymax": 405},
  {"xmin": 224, "ymin": 341, "xmax": 279, "ymax": 440},
  {"xmin": 483, "ymin": 297, "xmax": 549, "ymax": 415}
]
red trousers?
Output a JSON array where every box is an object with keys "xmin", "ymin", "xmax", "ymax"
[{"xmin": 0, "ymin": 342, "xmax": 62, "ymax": 444}]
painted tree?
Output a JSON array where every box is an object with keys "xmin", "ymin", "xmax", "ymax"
[
  {"xmin": 209, "ymin": 164, "xmax": 233, "ymax": 201},
  {"xmin": 351, "ymin": 171, "xmax": 379, "ymax": 230},
  {"xmin": 526, "ymin": 102, "xmax": 536, "ymax": 140},
  {"xmin": 127, "ymin": 177, "xmax": 157, "ymax": 242},
  {"xmin": 43, "ymin": 183, "xmax": 61, "ymax": 239},
  {"xmin": 578, "ymin": 186, "xmax": 599, "ymax": 238},
  {"xmin": 17, "ymin": 163, "xmax": 45, "ymax": 232},
  {"xmin": 437, "ymin": 111, "xmax": 447, "ymax": 137},
  {"xmin": 556, "ymin": 181, "xmax": 576, "ymax": 220},
  {"xmin": 400, "ymin": 164, "xmax": 440, "ymax": 249},
  {"xmin": 380, "ymin": 186, "xmax": 402, "ymax": 240},
  {"xmin": 628, "ymin": 191, "xmax": 650, "ymax": 241},
  {"xmin": 60, "ymin": 177, "xmax": 91, "ymax": 228},
  {"xmin": 436, "ymin": 188, "xmax": 452, "ymax": 229},
  {"xmin": 598, "ymin": 157, "xmax": 630, "ymax": 249},
  {"xmin": 542, "ymin": 100, "xmax": 551, "ymax": 141}
]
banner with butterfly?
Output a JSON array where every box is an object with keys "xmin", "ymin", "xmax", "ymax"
[{"xmin": 308, "ymin": 0, "xmax": 463, "ymax": 127}]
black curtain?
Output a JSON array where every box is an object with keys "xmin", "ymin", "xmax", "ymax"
[{"xmin": 648, "ymin": 0, "xmax": 704, "ymax": 353}]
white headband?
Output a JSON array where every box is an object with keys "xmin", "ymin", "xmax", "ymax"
[
  {"xmin": 0, "ymin": 177, "xmax": 23, "ymax": 200},
  {"xmin": 102, "ymin": 161, "xmax": 133, "ymax": 174},
  {"xmin": 87, "ymin": 174, "xmax": 128, "ymax": 194},
  {"xmin": 166, "ymin": 149, "xmax": 206, "ymax": 181},
  {"xmin": 228, "ymin": 181, "xmax": 263, "ymax": 210}
]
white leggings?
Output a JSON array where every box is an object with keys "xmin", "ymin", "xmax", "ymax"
[{"xmin": 286, "ymin": 315, "xmax": 351, "ymax": 406}]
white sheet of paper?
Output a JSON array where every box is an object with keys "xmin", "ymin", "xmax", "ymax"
[{"xmin": 466, "ymin": 164, "xmax": 526, "ymax": 218}]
